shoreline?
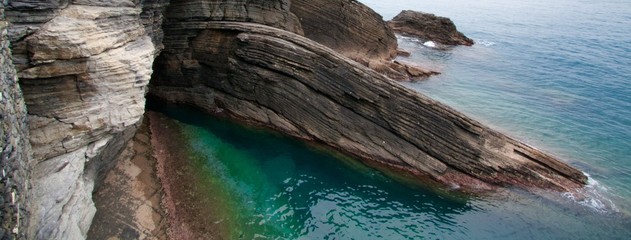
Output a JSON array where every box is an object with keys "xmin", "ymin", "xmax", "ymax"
[
  {"xmin": 88, "ymin": 117, "xmax": 168, "ymax": 239},
  {"xmin": 148, "ymin": 111, "xmax": 228, "ymax": 239},
  {"xmin": 89, "ymin": 111, "xmax": 228, "ymax": 240},
  {"xmin": 90, "ymin": 107, "xmax": 631, "ymax": 239}
]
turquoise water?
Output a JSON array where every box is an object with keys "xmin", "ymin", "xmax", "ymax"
[
  {"xmin": 152, "ymin": 0, "xmax": 631, "ymax": 238},
  {"xmin": 362, "ymin": 0, "xmax": 631, "ymax": 212},
  {"xmin": 154, "ymin": 103, "xmax": 630, "ymax": 239}
]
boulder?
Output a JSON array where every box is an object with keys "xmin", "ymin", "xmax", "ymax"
[{"xmin": 388, "ymin": 10, "xmax": 474, "ymax": 46}]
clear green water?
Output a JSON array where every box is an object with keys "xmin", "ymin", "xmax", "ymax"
[{"xmin": 153, "ymin": 103, "xmax": 631, "ymax": 239}]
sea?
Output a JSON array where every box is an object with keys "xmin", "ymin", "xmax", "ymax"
[{"xmin": 152, "ymin": 0, "xmax": 631, "ymax": 238}]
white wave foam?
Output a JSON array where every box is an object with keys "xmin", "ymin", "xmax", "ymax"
[
  {"xmin": 423, "ymin": 41, "xmax": 437, "ymax": 48},
  {"xmin": 563, "ymin": 174, "xmax": 619, "ymax": 213},
  {"xmin": 476, "ymin": 39, "xmax": 496, "ymax": 47}
]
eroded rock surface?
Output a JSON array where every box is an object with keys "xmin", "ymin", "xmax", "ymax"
[
  {"xmin": 150, "ymin": 21, "xmax": 587, "ymax": 193},
  {"xmin": 291, "ymin": 0, "xmax": 435, "ymax": 80},
  {"xmin": 388, "ymin": 10, "xmax": 474, "ymax": 46},
  {"xmin": 1, "ymin": 14, "xmax": 31, "ymax": 240},
  {"xmin": 166, "ymin": 0, "xmax": 303, "ymax": 34},
  {"xmin": 5, "ymin": 1, "xmax": 167, "ymax": 238},
  {"xmin": 291, "ymin": 0, "xmax": 396, "ymax": 60}
]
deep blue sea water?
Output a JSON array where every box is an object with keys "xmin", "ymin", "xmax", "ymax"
[
  {"xmin": 153, "ymin": 0, "xmax": 631, "ymax": 238},
  {"xmin": 362, "ymin": 0, "xmax": 631, "ymax": 213}
]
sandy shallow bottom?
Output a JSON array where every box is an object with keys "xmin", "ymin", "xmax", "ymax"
[
  {"xmin": 88, "ymin": 117, "xmax": 168, "ymax": 240},
  {"xmin": 89, "ymin": 111, "xmax": 227, "ymax": 240},
  {"xmin": 148, "ymin": 111, "xmax": 227, "ymax": 239}
]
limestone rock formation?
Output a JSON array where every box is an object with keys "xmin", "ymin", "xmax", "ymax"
[
  {"xmin": 150, "ymin": 21, "xmax": 587, "ymax": 193},
  {"xmin": 5, "ymin": 1, "xmax": 167, "ymax": 238},
  {"xmin": 388, "ymin": 10, "xmax": 474, "ymax": 46},
  {"xmin": 291, "ymin": 0, "xmax": 435, "ymax": 80}
]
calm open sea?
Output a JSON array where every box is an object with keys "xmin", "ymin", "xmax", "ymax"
[{"xmin": 153, "ymin": 0, "xmax": 631, "ymax": 238}]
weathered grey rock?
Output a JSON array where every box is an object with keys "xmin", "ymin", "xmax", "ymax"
[
  {"xmin": 6, "ymin": 1, "xmax": 163, "ymax": 239},
  {"xmin": 150, "ymin": 21, "xmax": 587, "ymax": 193},
  {"xmin": 388, "ymin": 10, "xmax": 474, "ymax": 46},
  {"xmin": 291, "ymin": 0, "xmax": 396, "ymax": 60},
  {"xmin": 141, "ymin": 0, "xmax": 171, "ymax": 53},
  {"xmin": 1, "ymin": 16, "xmax": 31, "ymax": 240},
  {"xmin": 165, "ymin": 0, "xmax": 302, "ymax": 34},
  {"xmin": 291, "ymin": 0, "xmax": 436, "ymax": 80}
]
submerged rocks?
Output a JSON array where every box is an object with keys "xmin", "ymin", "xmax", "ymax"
[{"xmin": 388, "ymin": 10, "xmax": 474, "ymax": 46}]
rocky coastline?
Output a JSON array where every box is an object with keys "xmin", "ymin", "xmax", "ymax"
[
  {"xmin": 388, "ymin": 10, "xmax": 475, "ymax": 46},
  {"xmin": 1, "ymin": 0, "xmax": 587, "ymax": 239}
]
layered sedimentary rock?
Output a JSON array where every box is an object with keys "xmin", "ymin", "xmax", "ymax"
[
  {"xmin": 166, "ymin": 0, "xmax": 303, "ymax": 34},
  {"xmin": 5, "ymin": 1, "xmax": 167, "ymax": 238},
  {"xmin": 388, "ymin": 10, "xmax": 474, "ymax": 46},
  {"xmin": 3, "ymin": 0, "xmax": 589, "ymax": 239},
  {"xmin": 1, "ymin": 14, "xmax": 31, "ymax": 240},
  {"xmin": 150, "ymin": 20, "xmax": 587, "ymax": 193},
  {"xmin": 291, "ymin": 0, "xmax": 436, "ymax": 80},
  {"xmin": 291, "ymin": 0, "xmax": 396, "ymax": 60}
]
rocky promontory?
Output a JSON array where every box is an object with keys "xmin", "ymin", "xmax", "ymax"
[
  {"xmin": 1, "ymin": 0, "xmax": 586, "ymax": 239},
  {"xmin": 150, "ymin": 20, "xmax": 586, "ymax": 193},
  {"xmin": 388, "ymin": 10, "xmax": 474, "ymax": 46}
]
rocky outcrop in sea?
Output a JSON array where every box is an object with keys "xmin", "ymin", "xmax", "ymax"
[
  {"xmin": 388, "ymin": 10, "xmax": 475, "ymax": 46},
  {"xmin": 1, "ymin": 0, "xmax": 586, "ymax": 239}
]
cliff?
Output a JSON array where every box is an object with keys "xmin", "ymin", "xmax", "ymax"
[
  {"xmin": 1, "ymin": 11, "xmax": 31, "ymax": 239},
  {"xmin": 1, "ymin": 0, "xmax": 587, "ymax": 239},
  {"xmin": 4, "ymin": 0, "xmax": 168, "ymax": 239},
  {"xmin": 291, "ymin": 0, "xmax": 437, "ymax": 80}
]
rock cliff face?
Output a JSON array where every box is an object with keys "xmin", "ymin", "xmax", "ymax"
[
  {"xmin": 291, "ymin": 0, "xmax": 396, "ymax": 61},
  {"xmin": 291, "ymin": 0, "xmax": 435, "ymax": 80},
  {"xmin": 166, "ymin": 0, "xmax": 303, "ymax": 34},
  {"xmin": 1, "ymin": 12, "xmax": 31, "ymax": 240},
  {"xmin": 388, "ymin": 10, "xmax": 474, "ymax": 46},
  {"xmin": 5, "ymin": 0, "xmax": 167, "ymax": 239}
]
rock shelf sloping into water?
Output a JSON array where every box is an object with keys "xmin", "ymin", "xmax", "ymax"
[{"xmin": 150, "ymin": 19, "xmax": 587, "ymax": 192}]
